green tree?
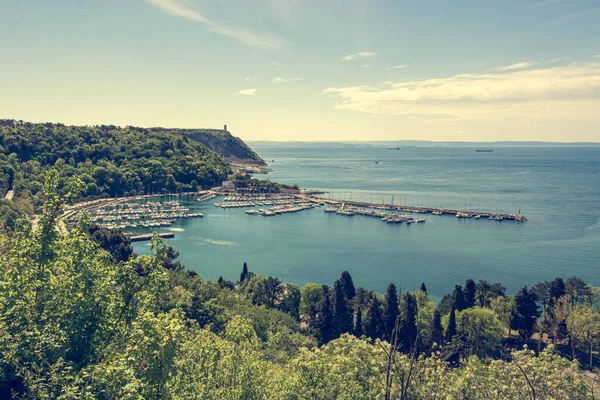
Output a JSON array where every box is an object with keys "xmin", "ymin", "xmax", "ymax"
[
  {"xmin": 453, "ymin": 285, "xmax": 466, "ymax": 311},
  {"xmin": 464, "ymin": 279, "xmax": 476, "ymax": 308},
  {"xmin": 446, "ymin": 303, "xmax": 457, "ymax": 342},
  {"xmin": 354, "ymin": 307, "xmax": 363, "ymax": 337},
  {"xmin": 278, "ymin": 283, "xmax": 301, "ymax": 321},
  {"xmin": 365, "ymin": 297, "xmax": 385, "ymax": 341},
  {"xmin": 475, "ymin": 280, "xmax": 505, "ymax": 308},
  {"xmin": 511, "ymin": 286, "xmax": 541, "ymax": 343},
  {"xmin": 316, "ymin": 290, "xmax": 335, "ymax": 345},
  {"xmin": 339, "ymin": 270, "xmax": 356, "ymax": 300},
  {"xmin": 240, "ymin": 262, "xmax": 249, "ymax": 282},
  {"xmin": 549, "ymin": 277, "xmax": 566, "ymax": 301},
  {"xmin": 565, "ymin": 276, "xmax": 593, "ymax": 306},
  {"xmin": 545, "ymin": 295, "xmax": 570, "ymax": 344},
  {"xmin": 383, "ymin": 283, "xmax": 399, "ymax": 341},
  {"xmin": 300, "ymin": 283, "xmax": 324, "ymax": 323},
  {"xmin": 490, "ymin": 295, "xmax": 515, "ymax": 335},
  {"xmin": 333, "ymin": 279, "xmax": 353, "ymax": 337},
  {"xmin": 428, "ymin": 309, "xmax": 444, "ymax": 347},
  {"xmin": 400, "ymin": 292, "xmax": 418, "ymax": 353},
  {"xmin": 566, "ymin": 304, "xmax": 600, "ymax": 367},
  {"xmin": 456, "ymin": 307, "xmax": 504, "ymax": 358}
]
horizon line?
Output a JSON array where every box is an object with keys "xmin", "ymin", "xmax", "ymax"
[{"xmin": 3, "ymin": 118, "xmax": 599, "ymax": 145}]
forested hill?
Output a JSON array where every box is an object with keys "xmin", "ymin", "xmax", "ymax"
[
  {"xmin": 150, "ymin": 127, "xmax": 264, "ymax": 163},
  {"xmin": 0, "ymin": 119, "xmax": 246, "ymax": 225}
]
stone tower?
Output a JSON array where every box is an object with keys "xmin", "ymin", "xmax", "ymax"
[{"xmin": 224, "ymin": 124, "xmax": 227, "ymax": 133}]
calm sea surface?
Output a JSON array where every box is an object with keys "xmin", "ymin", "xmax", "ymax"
[{"xmin": 132, "ymin": 144, "xmax": 600, "ymax": 298}]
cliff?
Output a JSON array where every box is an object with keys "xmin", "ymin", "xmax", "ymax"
[{"xmin": 150, "ymin": 128, "xmax": 264, "ymax": 164}]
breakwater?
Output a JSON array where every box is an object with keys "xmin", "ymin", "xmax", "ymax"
[{"xmin": 305, "ymin": 197, "xmax": 527, "ymax": 222}]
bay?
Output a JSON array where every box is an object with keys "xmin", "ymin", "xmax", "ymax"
[{"xmin": 132, "ymin": 144, "xmax": 600, "ymax": 298}]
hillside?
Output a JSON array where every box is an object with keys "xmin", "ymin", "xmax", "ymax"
[
  {"xmin": 0, "ymin": 119, "xmax": 248, "ymax": 226},
  {"xmin": 150, "ymin": 127, "xmax": 264, "ymax": 163}
]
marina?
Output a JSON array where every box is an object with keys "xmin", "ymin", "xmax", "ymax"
[
  {"xmin": 65, "ymin": 198, "xmax": 203, "ymax": 230},
  {"xmin": 64, "ymin": 189, "xmax": 527, "ymax": 232},
  {"xmin": 211, "ymin": 191, "xmax": 526, "ymax": 225}
]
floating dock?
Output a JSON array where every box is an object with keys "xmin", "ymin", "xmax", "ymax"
[{"xmin": 129, "ymin": 232, "xmax": 175, "ymax": 242}]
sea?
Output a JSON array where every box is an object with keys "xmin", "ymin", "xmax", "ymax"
[{"xmin": 132, "ymin": 144, "xmax": 600, "ymax": 299}]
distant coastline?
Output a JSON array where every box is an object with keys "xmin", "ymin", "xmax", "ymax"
[{"xmin": 248, "ymin": 140, "xmax": 600, "ymax": 147}]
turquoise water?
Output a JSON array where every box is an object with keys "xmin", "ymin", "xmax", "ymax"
[{"xmin": 132, "ymin": 144, "xmax": 600, "ymax": 298}]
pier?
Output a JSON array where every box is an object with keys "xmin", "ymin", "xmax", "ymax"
[
  {"xmin": 129, "ymin": 232, "xmax": 175, "ymax": 242},
  {"xmin": 304, "ymin": 196, "xmax": 527, "ymax": 222}
]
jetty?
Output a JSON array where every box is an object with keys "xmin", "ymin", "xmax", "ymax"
[
  {"xmin": 195, "ymin": 192, "xmax": 218, "ymax": 202},
  {"xmin": 301, "ymin": 196, "xmax": 527, "ymax": 222},
  {"xmin": 129, "ymin": 232, "xmax": 175, "ymax": 242}
]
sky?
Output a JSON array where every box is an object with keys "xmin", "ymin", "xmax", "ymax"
[{"xmin": 1, "ymin": 0, "xmax": 600, "ymax": 142}]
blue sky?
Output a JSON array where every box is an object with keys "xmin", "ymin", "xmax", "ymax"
[{"xmin": 1, "ymin": 0, "xmax": 599, "ymax": 141}]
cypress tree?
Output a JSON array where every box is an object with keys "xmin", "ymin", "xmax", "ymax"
[
  {"xmin": 464, "ymin": 279, "xmax": 476, "ymax": 308},
  {"xmin": 453, "ymin": 285, "xmax": 466, "ymax": 311},
  {"xmin": 354, "ymin": 307, "xmax": 363, "ymax": 337},
  {"xmin": 446, "ymin": 303, "xmax": 457, "ymax": 342},
  {"xmin": 383, "ymin": 283, "xmax": 399, "ymax": 341},
  {"xmin": 511, "ymin": 286, "xmax": 541, "ymax": 343},
  {"xmin": 420, "ymin": 282, "xmax": 428, "ymax": 295},
  {"xmin": 333, "ymin": 279, "xmax": 353, "ymax": 337},
  {"xmin": 340, "ymin": 271, "xmax": 356, "ymax": 300},
  {"xmin": 365, "ymin": 297, "xmax": 385, "ymax": 340},
  {"xmin": 400, "ymin": 292, "xmax": 418, "ymax": 353},
  {"xmin": 318, "ymin": 291, "xmax": 335, "ymax": 345},
  {"xmin": 240, "ymin": 262, "xmax": 249, "ymax": 282},
  {"xmin": 429, "ymin": 309, "xmax": 443, "ymax": 347}
]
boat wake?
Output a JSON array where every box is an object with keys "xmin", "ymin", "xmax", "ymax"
[{"xmin": 204, "ymin": 239, "xmax": 237, "ymax": 246}]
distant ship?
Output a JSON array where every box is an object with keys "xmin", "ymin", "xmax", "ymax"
[{"xmin": 476, "ymin": 149, "xmax": 494, "ymax": 152}]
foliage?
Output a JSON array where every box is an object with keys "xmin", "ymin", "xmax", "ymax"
[
  {"xmin": 300, "ymin": 282, "xmax": 324, "ymax": 319},
  {"xmin": 566, "ymin": 304, "xmax": 600, "ymax": 367},
  {"xmin": 0, "ymin": 171, "xmax": 598, "ymax": 398},
  {"xmin": 383, "ymin": 283, "xmax": 399, "ymax": 341},
  {"xmin": 333, "ymin": 279, "xmax": 353, "ymax": 337},
  {"xmin": 365, "ymin": 297, "xmax": 385, "ymax": 341},
  {"xmin": 0, "ymin": 120, "xmax": 231, "ymax": 225},
  {"xmin": 456, "ymin": 307, "xmax": 504, "ymax": 358},
  {"xmin": 511, "ymin": 286, "xmax": 542, "ymax": 343},
  {"xmin": 339, "ymin": 270, "xmax": 356, "ymax": 300}
]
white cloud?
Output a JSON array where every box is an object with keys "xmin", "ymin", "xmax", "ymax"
[
  {"xmin": 147, "ymin": 0, "xmax": 286, "ymax": 51},
  {"xmin": 234, "ymin": 88, "xmax": 258, "ymax": 96},
  {"xmin": 595, "ymin": 55, "xmax": 600, "ymax": 58},
  {"xmin": 271, "ymin": 77, "xmax": 303, "ymax": 84},
  {"xmin": 322, "ymin": 63, "xmax": 600, "ymax": 121},
  {"xmin": 245, "ymin": 77, "xmax": 250, "ymax": 81},
  {"xmin": 550, "ymin": 57, "xmax": 571, "ymax": 63},
  {"xmin": 342, "ymin": 51, "xmax": 376, "ymax": 61},
  {"xmin": 387, "ymin": 65, "xmax": 407, "ymax": 70},
  {"xmin": 361, "ymin": 65, "xmax": 370, "ymax": 68},
  {"xmin": 494, "ymin": 61, "xmax": 536, "ymax": 71}
]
